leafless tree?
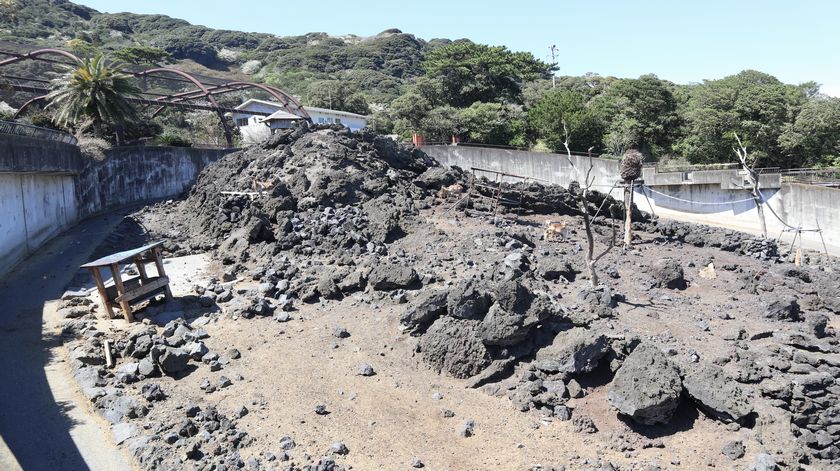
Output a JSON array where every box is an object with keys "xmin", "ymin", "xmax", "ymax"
[
  {"xmin": 733, "ymin": 133, "xmax": 767, "ymax": 237},
  {"xmin": 561, "ymin": 121, "xmax": 616, "ymax": 287}
]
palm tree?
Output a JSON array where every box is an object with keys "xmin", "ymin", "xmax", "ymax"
[{"xmin": 46, "ymin": 53, "xmax": 140, "ymax": 140}]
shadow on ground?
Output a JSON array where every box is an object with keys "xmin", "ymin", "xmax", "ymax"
[{"xmin": 0, "ymin": 212, "xmax": 127, "ymax": 470}]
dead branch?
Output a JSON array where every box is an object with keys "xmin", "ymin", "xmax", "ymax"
[{"xmin": 733, "ymin": 133, "xmax": 767, "ymax": 237}]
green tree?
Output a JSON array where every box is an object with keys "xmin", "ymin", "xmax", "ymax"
[
  {"xmin": 457, "ymin": 101, "xmax": 523, "ymax": 145},
  {"xmin": 305, "ymin": 80, "xmax": 370, "ymax": 115},
  {"xmin": 419, "ymin": 105, "xmax": 461, "ymax": 142},
  {"xmin": 46, "ymin": 53, "xmax": 140, "ymax": 138},
  {"xmin": 590, "ymin": 74, "xmax": 681, "ymax": 158},
  {"xmin": 422, "ymin": 41, "xmax": 552, "ymax": 107},
  {"xmin": 113, "ymin": 46, "xmax": 173, "ymax": 66},
  {"xmin": 779, "ymin": 96, "xmax": 840, "ymax": 167},
  {"xmin": 388, "ymin": 90, "xmax": 432, "ymax": 137},
  {"xmin": 676, "ymin": 70, "xmax": 807, "ymax": 166},
  {"xmin": 528, "ymin": 90, "xmax": 603, "ymax": 153},
  {"xmin": 66, "ymin": 38, "xmax": 98, "ymax": 59}
]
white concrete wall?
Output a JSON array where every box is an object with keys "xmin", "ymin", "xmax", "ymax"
[
  {"xmin": 0, "ymin": 140, "xmax": 234, "ymax": 279},
  {"xmin": 307, "ymin": 109, "xmax": 367, "ymax": 131},
  {"xmin": 0, "ymin": 173, "xmax": 77, "ymax": 276},
  {"xmin": 240, "ymin": 124, "xmax": 272, "ymax": 145}
]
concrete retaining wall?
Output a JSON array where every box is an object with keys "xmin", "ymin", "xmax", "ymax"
[
  {"xmin": 423, "ymin": 145, "xmax": 840, "ymax": 255},
  {"xmin": 0, "ymin": 134, "xmax": 234, "ymax": 277}
]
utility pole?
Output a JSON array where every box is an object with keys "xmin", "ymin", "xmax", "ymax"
[{"xmin": 549, "ymin": 44, "xmax": 558, "ymax": 89}]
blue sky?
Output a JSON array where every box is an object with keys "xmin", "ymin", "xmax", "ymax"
[{"xmin": 81, "ymin": 0, "xmax": 840, "ymax": 96}]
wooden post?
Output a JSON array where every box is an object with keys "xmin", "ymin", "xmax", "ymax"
[
  {"xmin": 103, "ymin": 340, "xmax": 114, "ymax": 368},
  {"xmin": 133, "ymin": 255, "xmax": 148, "ymax": 281},
  {"xmin": 109, "ymin": 263, "xmax": 134, "ymax": 322},
  {"xmin": 153, "ymin": 247, "xmax": 174, "ymax": 302},
  {"xmin": 623, "ymin": 182, "xmax": 633, "ymax": 248},
  {"xmin": 89, "ymin": 267, "xmax": 115, "ymax": 319}
]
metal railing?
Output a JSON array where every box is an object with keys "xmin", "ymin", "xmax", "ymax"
[
  {"xmin": 0, "ymin": 120, "xmax": 78, "ymax": 145},
  {"xmin": 780, "ymin": 167, "xmax": 840, "ymax": 186}
]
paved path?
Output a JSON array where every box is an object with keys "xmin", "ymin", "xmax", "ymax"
[{"xmin": 0, "ymin": 213, "xmax": 133, "ymax": 471}]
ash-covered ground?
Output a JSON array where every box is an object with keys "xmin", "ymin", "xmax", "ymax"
[{"xmin": 60, "ymin": 124, "xmax": 840, "ymax": 471}]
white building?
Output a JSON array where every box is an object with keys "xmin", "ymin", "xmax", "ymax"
[{"xmin": 232, "ymin": 99, "xmax": 368, "ymax": 144}]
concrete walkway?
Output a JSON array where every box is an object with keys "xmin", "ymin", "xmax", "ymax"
[{"xmin": 0, "ymin": 213, "xmax": 133, "ymax": 471}]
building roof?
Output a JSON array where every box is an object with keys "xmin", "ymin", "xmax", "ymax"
[
  {"xmin": 235, "ymin": 98, "xmax": 368, "ymax": 119},
  {"xmin": 260, "ymin": 110, "xmax": 303, "ymax": 122},
  {"xmin": 234, "ymin": 98, "xmax": 284, "ymax": 111}
]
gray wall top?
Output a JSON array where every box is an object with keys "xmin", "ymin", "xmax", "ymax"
[{"xmin": 0, "ymin": 134, "xmax": 82, "ymax": 175}]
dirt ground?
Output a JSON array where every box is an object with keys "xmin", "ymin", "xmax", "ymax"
[{"xmin": 93, "ymin": 204, "xmax": 823, "ymax": 470}]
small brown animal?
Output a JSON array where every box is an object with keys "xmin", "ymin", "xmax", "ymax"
[
  {"xmin": 437, "ymin": 183, "xmax": 464, "ymax": 199},
  {"xmin": 252, "ymin": 178, "xmax": 274, "ymax": 192},
  {"xmin": 543, "ymin": 219, "xmax": 569, "ymax": 242}
]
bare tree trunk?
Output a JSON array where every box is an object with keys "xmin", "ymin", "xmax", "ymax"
[
  {"xmin": 734, "ymin": 133, "xmax": 768, "ymax": 238},
  {"xmin": 753, "ymin": 192, "xmax": 767, "ymax": 237},
  {"xmin": 582, "ymin": 196, "xmax": 599, "ymax": 287},
  {"xmin": 561, "ymin": 121, "xmax": 616, "ymax": 288}
]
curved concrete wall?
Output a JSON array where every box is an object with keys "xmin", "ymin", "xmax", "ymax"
[{"xmin": 0, "ymin": 134, "xmax": 235, "ymax": 278}]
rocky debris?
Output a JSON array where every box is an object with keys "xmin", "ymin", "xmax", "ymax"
[
  {"xmin": 419, "ymin": 317, "xmax": 491, "ymax": 379},
  {"xmin": 411, "ymin": 456, "xmax": 425, "ymax": 468},
  {"xmin": 357, "ymin": 363, "xmax": 375, "ymax": 376},
  {"xmin": 650, "ymin": 258, "xmax": 686, "ymax": 289},
  {"xmin": 447, "ymin": 279, "xmax": 491, "ymax": 320},
  {"xmin": 477, "ymin": 280, "xmax": 554, "ymax": 346},
  {"xmin": 649, "ymin": 220, "xmax": 779, "ymax": 260},
  {"xmin": 721, "ymin": 440, "xmax": 746, "ymax": 460},
  {"xmin": 63, "ymin": 122, "xmax": 840, "ymax": 470},
  {"xmin": 329, "ymin": 442, "xmax": 349, "ymax": 455},
  {"xmin": 400, "ymin": 289, "xmax": 448, "ymax": 332},
  {"xmin": 748, "ymin": 453, "xmax": 778, "ymax": 471},
  {"xmin": 818, "ymin": 282, "xmax": 840, "ymax": 313},
  {"xmin": 535, "ymin": 329, "xmax": 609, "ymax": 374},
  {"xmin": 681, "ymin": 362, "xmax": 754, "ymax": 424},
  {"xmin": 537, "ymin": 256, "xmax": 578, "ymax": 282},
  {"xmin": 278, "ymin": 436, "xmax": 296, "ymax": 450},
  {"xmin": 157, "ymin": 347, "xmax": 190, "ymax": 375},
  {"xmin": 459, "ymin": 419, "xmax": 476, "ymax": 437},
  {"xmin": 368, "ymin": 264, "xmax": 419, "ymax": 291},
  {"xmin": 608, "ymin": 344, "xmax": 683, "ymax": 425},
  {"xmin": 140, "ymin": 383, "xmax": 165, "ymax": 402},
  {"xmin": 764, "ymin": 296, "xmax": 802, "ymax": 321},
  {"xmin": 572, "ymin": 415, "xmax": 597, "ymax": 434}
]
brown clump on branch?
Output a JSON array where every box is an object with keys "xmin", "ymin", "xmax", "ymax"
[{"xmin": 620, "ymin": 149, "xmax": 644, "ymax": 182}]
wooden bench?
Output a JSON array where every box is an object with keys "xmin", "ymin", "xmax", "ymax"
[{"xmin": 80, "ymin": 241, "xmax": 173, "ymax": 322}]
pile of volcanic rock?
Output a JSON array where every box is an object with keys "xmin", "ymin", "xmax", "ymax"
[
  {"xmin": 399, "ymin": 249, "xmax": 840, "ymax": 469},
  {"xmin": 644, "ymin": 220, "xmax": 781, "ymax": 261},
  {"xmin": 152, "ymin": 123, "xmax": 632, "ymax": 319}
]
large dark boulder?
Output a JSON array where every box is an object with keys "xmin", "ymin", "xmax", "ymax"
[
  {"xmin": 400, "ymin": 290, "xmax": 448, "ymax": 332},
  {"xmin": 681, "ymin": 362, "xmax": 754, "ymax": 424},
  {"xmin": 608, "ymin": 344, "xmax": 683, "ymax": 425},
  {"xmin": 764, "ymin": 297, "xmax": 801, "ymax": 322},
  {"xmin": 368, "ymin": 264, "xmax": 418, "ymax": 291},
  {"xmin": 651, "ymin": 258, "xmax": 686, "ymax": 289},
  {"xmin": 534, "ymin": 329, "xmax": 610, "ymax": 374},
  {"xmin": 537, "ymin": 257, "xmax": 578, "ymax": 281},
  {"xmin": 447, "ymin": 279, "xmax": 491, "ymax": 319},
  {"xmin": 477, "ymin": 280, "xmax": 553, "ymax": 346},
  {"xmin": 419, "ymin": 317, "xmax": 491, "ymax": 379},
  {"xmin": 158, "ymin": 347, "xmax": 190, "ymax": 376}
]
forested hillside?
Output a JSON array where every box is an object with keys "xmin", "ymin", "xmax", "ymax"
[{"xmin": 1, "ymin": 0, "xmax": 838, "ymax": 168}]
